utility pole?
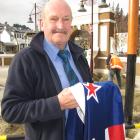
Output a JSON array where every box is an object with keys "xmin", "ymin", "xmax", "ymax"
[{"xmin": 124, "ymin": 0, "xmax": 139, "ymax": 125}]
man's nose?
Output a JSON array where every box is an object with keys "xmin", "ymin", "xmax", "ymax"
[{"xmin": 57, "ymin": 19, "xmax": 64, "ymax": 29}]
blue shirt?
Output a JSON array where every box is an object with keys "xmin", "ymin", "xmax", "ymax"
[{"xmin": 43, "ymin": 39, "xmax": 83, "ymax": 89}]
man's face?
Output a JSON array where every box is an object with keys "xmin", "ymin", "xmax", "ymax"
[{"xmin": 42, "ymin": 4, "xmax": 72, "ymax": 49}]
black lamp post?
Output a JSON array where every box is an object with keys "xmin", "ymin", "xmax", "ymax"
[
  {"xmin": 27, "ymin": 3, "xmax": 38, "ymax": 32},
  {"xmin": 90, "ymin": 0, "xmax": 94, "ymax": 76},
  {"xmin": 98, "ymin": 0, "xmax": 108, "ymax": 8},
  {"xmin": 78, "ymin": 0, "xmax": 87, "ymax": 12},
  {"xmin": 28, "ymin": 15, "xmax": 33, "ymax": 23},
  {"xmin": 78, "ymin": 0, "xmax": 94, "ymax": 75}
]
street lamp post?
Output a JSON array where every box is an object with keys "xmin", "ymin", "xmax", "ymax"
[
  {"xmin": 27, "ymin": 3, "xmax": 40, "ymax": 32},
  {"xmin": 78, "ymin": 0, "xmax": 87, "ymax": 12},
  {"xmin": 90, "ymin": 0, "xmax": 94, "ymax": 76},
  {"xmin": 78, "ymin": 0, "xmax": 94, "ymax": 75},
  {"xmin": 34, "ymin": 3, "xmax": 37, "ymax": 32}
]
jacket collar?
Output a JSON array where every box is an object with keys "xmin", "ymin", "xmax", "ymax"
[{"xmin": 30, "ymin": 31, "xmax": 84, "ymax": 59}]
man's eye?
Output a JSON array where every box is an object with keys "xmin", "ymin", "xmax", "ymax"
[
  {"xmin": 63, "ymin": 17, "xmax": 71, "ymax": 21},
  {"xmin": 50, "ymin": 18, "xmax": 58, "ymax": 21}
]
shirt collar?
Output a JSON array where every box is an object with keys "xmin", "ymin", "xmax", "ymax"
[{"xmin": 43, "ymin": 39, "xmax": 70, "ymax": 60}]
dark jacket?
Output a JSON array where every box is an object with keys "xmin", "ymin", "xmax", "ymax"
[{"xmin": 1, "ymin": 32, "xmax": 93, "ymax": 140}]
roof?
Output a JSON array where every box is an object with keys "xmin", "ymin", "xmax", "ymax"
[
  {"xmin": 3, "ymin": 42, "xmax": 17, "ymax": 46},
  {"xmin": 0, "ymin": 22, "xmax": 32, "ymax": 35}
]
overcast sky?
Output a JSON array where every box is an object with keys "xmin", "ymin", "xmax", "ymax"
[
  {"xmin": 0, "ymin": 0, "xmax": 44, "ymax": 29},
  {"xmin": 0, "ymin": 0, "xmax": 129, "ymax": 29}
]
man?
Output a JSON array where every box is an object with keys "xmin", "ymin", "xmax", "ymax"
[
  {"xmin": 106, "ymin": 53, "xmax": 123, "ymax": 88},
  {"xmin": 1, "ymin": 0, "xmax": 93, "ymax": 140}
]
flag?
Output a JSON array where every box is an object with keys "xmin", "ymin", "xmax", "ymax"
[{"xmin": 66, "ymin": 81, "xmax": 125, "ymax": 140}]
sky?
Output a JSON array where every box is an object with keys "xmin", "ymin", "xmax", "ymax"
[{"xmin": 0, "ymin": 0, "xmax": 129, "ymax": 29}]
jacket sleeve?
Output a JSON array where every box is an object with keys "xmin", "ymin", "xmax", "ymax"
[{"xmin": 1, "ymin": 52, "xmax": 63, "ymax": 123}]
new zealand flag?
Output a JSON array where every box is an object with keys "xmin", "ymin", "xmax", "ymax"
[{"xmin": 65, "ymin": 81, "xmax": 125, "ymax": 140}]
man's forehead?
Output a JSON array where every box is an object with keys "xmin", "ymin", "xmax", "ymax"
[
  {"xmin": 46, "ymin": 10, "xmax": 71, "ymax": 18},
  {"xmin": 44, "ymin": 1, "xmax": 72, "ymax": 15}
]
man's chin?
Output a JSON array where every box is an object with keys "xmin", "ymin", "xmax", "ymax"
[
  {"xmin": 53, "ymin": 41, "xmax": 67, "ymax": 49},
  {"xmin": 54, "ymin": 34, "xmax": 66, "ymax": 38},
  {"xmin": 53, "ymin": 38, "xmax": 68, "ymax": 45}
]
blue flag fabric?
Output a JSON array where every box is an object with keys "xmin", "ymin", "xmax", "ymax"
[{"xmin": 66, "ymin": 81, "xmax": 125, "ymax": 140}]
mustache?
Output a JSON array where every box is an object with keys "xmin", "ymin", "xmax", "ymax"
[{"xmin": 52, "ymin": 29, "xmax": 67, "ymax": 34}]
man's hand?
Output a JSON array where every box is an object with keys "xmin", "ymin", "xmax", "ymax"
[{"xmin": 57, "ymin": 88, "xmax": 79, "ymax": 110}]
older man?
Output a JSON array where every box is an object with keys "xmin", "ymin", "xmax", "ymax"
[{"xmin": 1, "ymin": 0, "xmax": 93, "ymax": 140}]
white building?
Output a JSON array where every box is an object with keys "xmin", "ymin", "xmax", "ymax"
[{"xmin": 0, "ymin": 23, "xmax": 30, "ymax": 53}]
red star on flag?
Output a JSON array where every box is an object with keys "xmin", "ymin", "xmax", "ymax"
[{"xmin": 83, "ymin": 83, "xmax": 101, "ymax": 103}]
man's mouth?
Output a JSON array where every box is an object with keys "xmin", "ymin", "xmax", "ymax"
[{"xmin": 52, "ymin": 29, "xmax": 67, "ymax": 34}]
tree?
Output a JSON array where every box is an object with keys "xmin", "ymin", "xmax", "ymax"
[
  {"xmin": 13, "ymin": 24, "xmax": 31, "ymax": 30},
  {"xmin": 114, "ymin": 4, "xmax": 128, "ymax": 33}
]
